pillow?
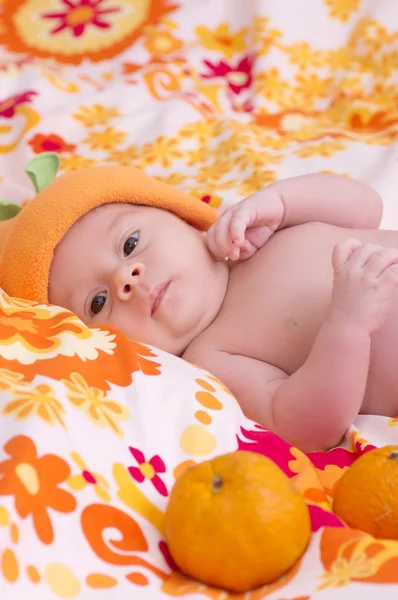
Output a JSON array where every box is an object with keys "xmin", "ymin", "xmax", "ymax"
[{"xmin": 0, "ymin": 290, "xmax": 346, "ymax": 599}]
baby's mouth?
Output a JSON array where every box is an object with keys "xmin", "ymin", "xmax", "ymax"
[{"xmin": 150, "ymin": 282, "xmax": 170, "ymax": 316}]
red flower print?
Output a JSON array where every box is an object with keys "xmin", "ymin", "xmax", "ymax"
[
  {"xmin": 42, "ymin": 0, "xmax": 121, "ymax": 38},
  {"xmin": 28, "ymin": 133, "xmax": 76, "ymax": 154},
  {"xmin": 128, "ymin": 447, "xmax": 168, "ymax": 497},
  {"xmin": 0, "ymin": 91, "xmax": 37, "ymax": 119},
  {"xmin": 201, "ymin": 55, "xmax": 254, "ymax": 95}
]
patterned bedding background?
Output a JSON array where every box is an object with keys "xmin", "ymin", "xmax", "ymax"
[{"xmin": 1, "ymin": 0, "xmax": 398, "ymax": 598}]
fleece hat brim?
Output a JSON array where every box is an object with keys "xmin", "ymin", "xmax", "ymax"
[{"xmin": 0, "ymin": 162, "xmax": 218, "ymax": 304}]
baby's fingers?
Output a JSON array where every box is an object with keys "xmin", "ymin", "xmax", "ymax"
[
  {"xmin": 377, "ymin": 261, "xmax": 398, "ymax": 293},
  {"xmin": 207, "ymin": 214, "xmax": 237, "ymax": 260},
  {"xmin": 230, "ymin": 209, "xmax": 249, "ymax": 248},
  {"xmin": 332, "ymin": 238, "xmax": 362, "ymax": 273}
]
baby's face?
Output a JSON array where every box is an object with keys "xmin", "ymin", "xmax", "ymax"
[{"xmin": 49, "ymin": 203, "xmax": 227, "ymax": 355}]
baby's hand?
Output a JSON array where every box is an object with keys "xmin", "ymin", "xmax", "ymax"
[
  {"xmin": 206, "ymin": 188, "xmax": 285, "ymax": 261},
  {"xmin": 329, "ymin": 238, "xmax": 398, "ymax": 334}
]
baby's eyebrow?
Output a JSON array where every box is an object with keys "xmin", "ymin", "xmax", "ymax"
[{"xmin": 107, "ymin": 209, "xmax": 134, "ymax": 238}]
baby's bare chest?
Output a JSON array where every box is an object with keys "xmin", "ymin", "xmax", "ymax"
[{"xmin": 201, "ymin": 223, "xmax": 398, "ymax": 374}]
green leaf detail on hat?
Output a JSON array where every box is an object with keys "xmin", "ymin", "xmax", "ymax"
[
  {"xmin": 25, "ymin": 151, "xmax": 60, "ymax": 194},
  {"xmin": 0, "ymin": 200, "xmax": 22, "ymax": 222}
]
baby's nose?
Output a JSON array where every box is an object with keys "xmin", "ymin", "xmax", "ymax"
[{"xmin": 114, "ymin": 262, "xmax": 145, "ymax": 301}]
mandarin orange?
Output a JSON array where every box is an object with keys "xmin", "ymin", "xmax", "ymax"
[
  {"xmin": 334, "ymin": 445, "xmax": 398, "ymax": 539},
  {"xmin": 165, "ymin": 450, "xmax": 311, "ymax": 592}
]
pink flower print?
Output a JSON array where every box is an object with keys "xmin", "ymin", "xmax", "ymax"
[
  {"xmin": 128, "ymin": 447, "xmax": 168, "ymax": 497},
  {"xmin": 42, "ymin": 0, "xmax": 120, "ymax": 38},
  {"xmin": 201, "ymin": 55, "xmax": 254, "ymax": 95}
]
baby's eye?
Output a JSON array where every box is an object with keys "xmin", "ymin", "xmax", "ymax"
[
  {"xmin": 123, "ymin": 232, "xmax": 139, "ymax": 256},
  {"xmin": 90, "ymin": 292, "xmax": 107, "ymax": 316}
]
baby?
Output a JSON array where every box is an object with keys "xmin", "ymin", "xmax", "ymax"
[
  {"xmin": 1, "ymin": 164, "xmax": 397, "ymax": 452},
  {"xmin": 46, "ymin": 171, "xmax": 398, "ymax": 452}
]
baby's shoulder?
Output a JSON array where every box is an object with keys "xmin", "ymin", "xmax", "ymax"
[{"xmin": 182, "ymin": 323, "xmax": 227, "ymax": 367}]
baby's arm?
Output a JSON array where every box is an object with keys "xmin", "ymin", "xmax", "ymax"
[
  {"xmin": 207, "ymin": 174, "xmax": 383, "ymax": 262},
  {"xmin": 271, "ymin": 173, "xmax": 383, "ymax": 230},
  {"xmin": 192, "ymin": 321, "xmax": 369, "ymax": 451},
  {"xmin": 189, "ymin": 239, "xmax": 398, "ymax": 452}
]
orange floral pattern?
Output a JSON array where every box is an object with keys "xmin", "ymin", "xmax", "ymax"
[
  {"xmin": 0, "ymin": 0, "xmax": 177, "ymax": 64},
  {"xmin": 0, "ymin": 435, "xmax": 76, "ymax": 544},
  {"xmin": 62, "ymin": 372, "xmax": 129, "ymax": 437},
  {"xmin": 28, "ymin": 133, "xmax": 76, "ymax": 154},
  {"xmin": 2, "ymin": 382, "xmax": 66, "ymax": 427}
]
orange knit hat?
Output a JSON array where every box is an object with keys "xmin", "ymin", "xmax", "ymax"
[{"xmin": 0, "ymin": 153, "xmax": 218, "ymax": 304}]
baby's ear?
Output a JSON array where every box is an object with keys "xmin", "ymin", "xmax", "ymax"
[{"xmin": 25, "ymin": 152, "xmax": 60, "ymax": 193}]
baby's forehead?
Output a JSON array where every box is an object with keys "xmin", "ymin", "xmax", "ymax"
[
  {"xmin": 74, "ymin": 202, "xmax": 180, "ymax": 235},
  {"xmin": 80, "ymin": 202, "xmax": 151, "ymax": 225}
]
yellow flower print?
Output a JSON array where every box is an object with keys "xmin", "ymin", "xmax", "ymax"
[
  {"xmin": 360, "ymin": 20, "xmax": 395, "ymax": 53},
  {"xmin": 255, "ymin": 68, "xmax": 287, "ymax": 104},
  {"xmin": 178, "ymin": 120, "xmax": 213, "ymax": 143},
  {"xmin": 67, "ymin": 452, "xmax": 110, "ymax": 502},
  {"xmin": 62, "ymin": 373, "xmax": 129, "ymax": 437},
  {"xmin": 195, "ymin": 23, "xmax": 247, "ymax": 59},
  {"xmin": 154, "ymin": 173, "xmax": 188, "ymax": 187},
  {"xmin": 325, "ymin": 0, "xmax": 361, "ymax": 22},
  {"xmin": 195, "ymin": 160, "xmax": 233, "ymax": 186},
  {"xmin": 3, "ymin": 383, "xmax": 66, "ymax": 428},
  {"xmin": 85, "ymin": 127, "xmax": 127, "ymax": 151},
  {"xmin": 235, "ymin": 150, "xmax": 282, "ymax": 171},
  {"xmin": 141, "ymin": 136, "xmax": 183, "ymax": 168},
  {"xmin": 246, "ymin": 123, "xmax": 291, "ymax": 150},
  {"xmin": 73, "ymin": 104, "xmax": 121, "ymax": 128},
  {"xmin": 215, "ymin": 134, "xmax": 244, "ymax": 155},
  {"xmin": 377, "ymin": 51, "xmax": 398, "ymax": 80},
  {"xmin": 186, "ymin": 147, "xmax": 211, "ymax": 168},
  {"xmin": 295, "ymin": 73, "xmax": 333, "ymax": 100},
  {"xmin": 0, "ymin": 369, "xmax": 26, "ymax": 392},
  {"xmin": 318, "ymin": 553, "xmax": 376, "ymax": 590},
  {"xmin": 239, "ymin": 170, "xmax": 277, "ymax": 196},
  {"xmin": 60, "ymin": 154, "xmax": 97, "ymax": 172},
  {"xmin": 283, "ymin": 42, "xmax": 325, "ymax": 69},
  {"xmin": 258, "ymin": 28, "xmax": 282, "ymax": 57},
  {"xmin": 144, "ymin": 31, "xmax": 183, "ymax": 56},
  {"xmin": 295, "ymin": 140, "xmax": 347, "ymax": 158},
  {"xmin": 107, "ymin": 145, "xmax": 140, "ymax": 166},
  {"xmin": 326, "ymin": 47, "xmax": 354, "ymax": 71},
  {"xmin": 372, "ymin": 83, "xmax": 398, "ymax": 109}
]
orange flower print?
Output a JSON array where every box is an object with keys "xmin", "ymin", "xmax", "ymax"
[
  {"xmin": 28, "ymin": 133, "xmax": 76, "ymax": 154},
  {"xmin": 195, "ymin": 23, "xmax": 247, "ymax": 60},
  {"xmin": 0, "ymin": 90, "xmax": 37, "ymax": 119},
  {"xmin": 67, "ymin": 452, "xmax": 110, "ymax": 501},
  {"xmin": 0, "ymin": 305, "xmax": 86, "ymax": 355},
  {"xmin": 2, "ymin": 0, "xmax": 177, "ymax": 65},
  {"xmin": 144, "ymin": 31, "xmax": 183, "ymax": 56},
  {"xmin": 0, "ymin": 435, "xmax": 76, "ymax": 544},
  {"xmin": 2, "ymin": 383, "xmax": 66, "ymax": 428},
  {"xmin": 42, "ymin": 0, "xmax": 121, "ymax": 38},
  {"xmin": 62, "ymin": 372, "xmax": 129, "ymax": 436},
  {"xmin": 128, "ymin": 447, "xmax": 168, "ymax": 497},
  {"xmin": 201, "ymin": 55, "xmax": 254, "ymax": 95}
]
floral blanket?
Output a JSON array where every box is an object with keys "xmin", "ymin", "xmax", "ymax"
[{"xmin": 1, "ymin": 0, "xmax": 398, "ymax": 598}]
